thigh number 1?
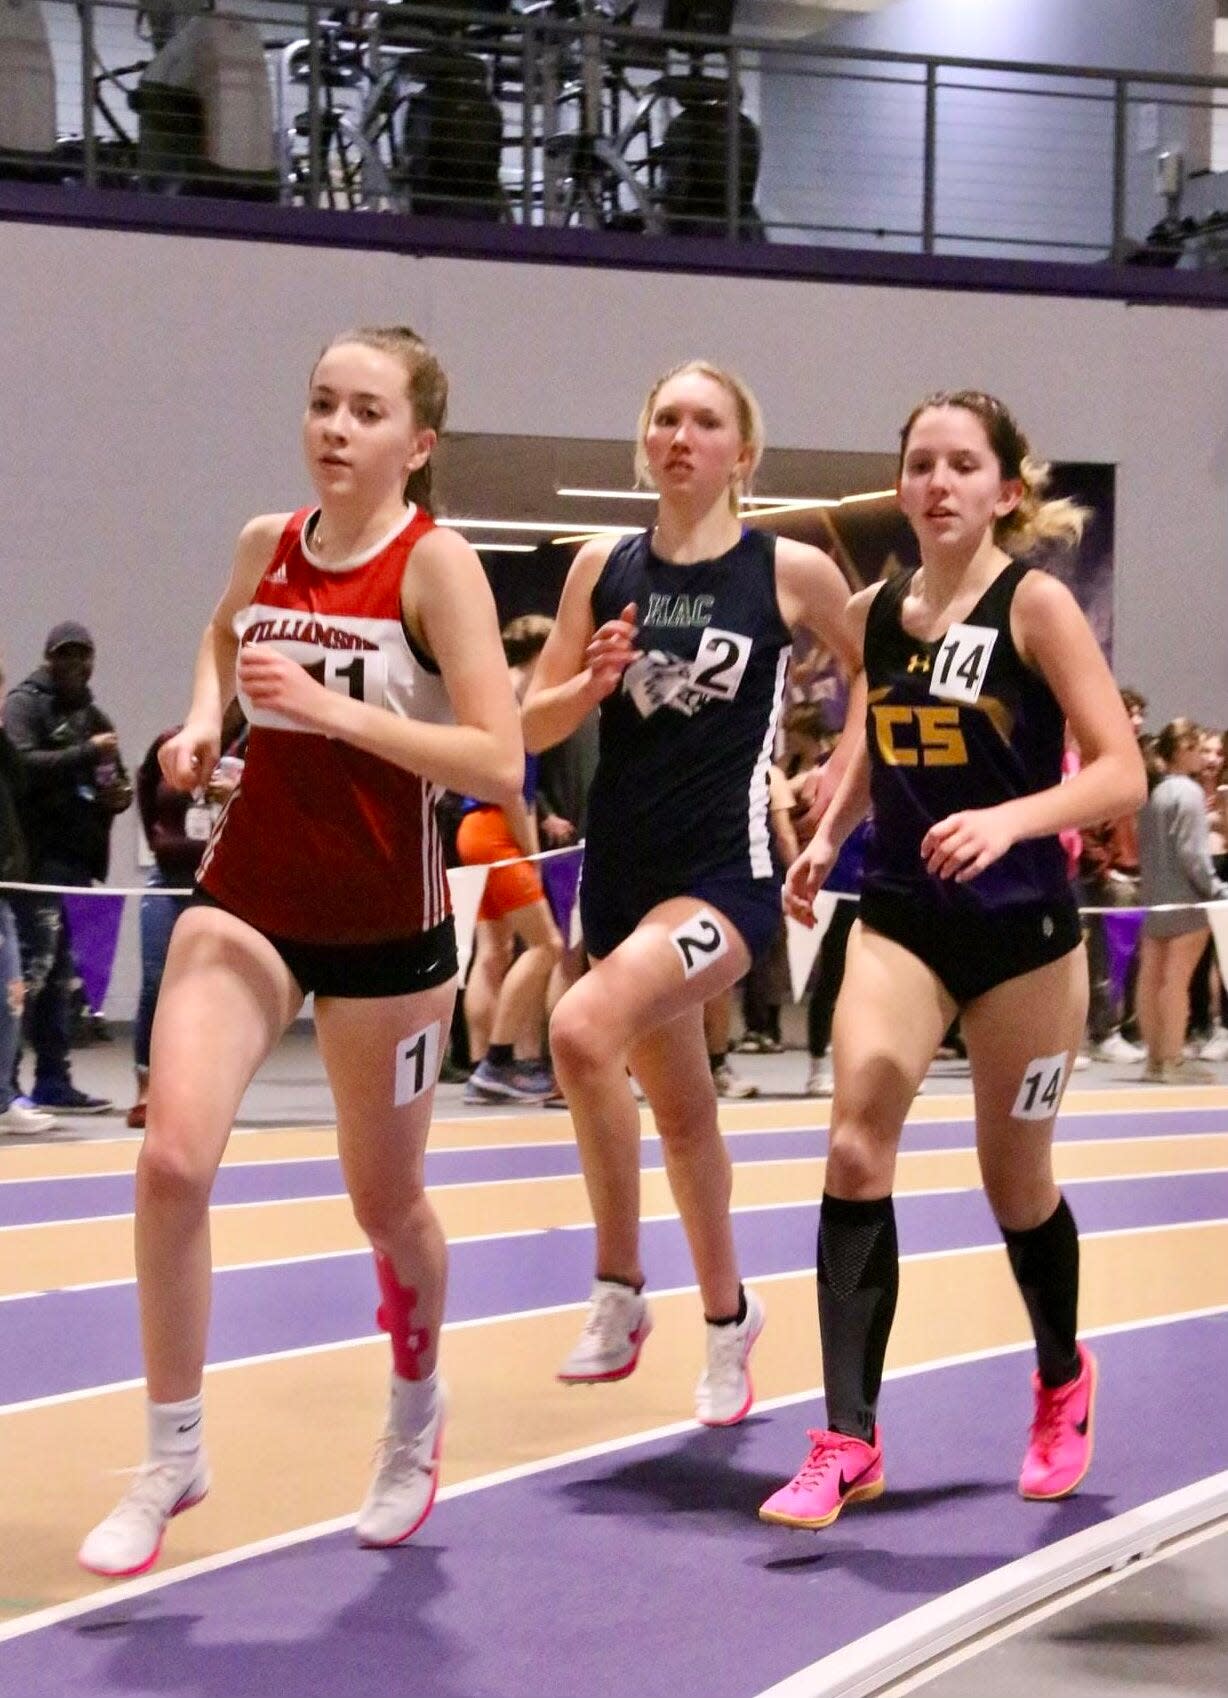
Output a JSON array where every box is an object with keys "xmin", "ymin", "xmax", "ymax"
[
  {"xmin": 669, "ymin": 909, "xmax": 730, "ymax": 979},
  {"xmin": 394, "ymin": 1023, "xmax": 442, "ymax": 1107},
  {"xmin": 1010, "ymin": 1051, "xmax": 1067, "ymax": 1121}
]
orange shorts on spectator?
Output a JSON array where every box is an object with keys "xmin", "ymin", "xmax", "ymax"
[{"xmin": 456, "ymin": 806, "xmax": 544, "ymax": 920}]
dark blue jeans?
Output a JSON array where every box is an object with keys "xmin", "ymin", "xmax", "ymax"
[
  {"xmin": 11, "ymin": 890, "xmax": 75, "ymax": 1093},
  {"xmin": 135, "ymin": 875, "xmax": 191, "ymax": 1070}
]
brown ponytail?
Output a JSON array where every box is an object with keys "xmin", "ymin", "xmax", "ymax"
[{"xmin": 899, "ymin": 390, "xmax": 1089, "ymax": 554}]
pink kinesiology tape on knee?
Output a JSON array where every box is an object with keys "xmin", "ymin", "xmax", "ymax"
[{"xmin": 374, "ymin": 1251, "xmax": 432, "ymax": 1380}]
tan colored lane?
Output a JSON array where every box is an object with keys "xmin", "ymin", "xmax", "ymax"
[
  {"xmin": 0, "ymin": 1222, "xmax": 1223, "ymax": 1620},
  {"xmin": 2, "ymin": 1134, "xmax": 1226, "ymax": 1300},
  {"xmin": 3, "ymin": 1084, "xmax": 1227, "ymax": 1181}
]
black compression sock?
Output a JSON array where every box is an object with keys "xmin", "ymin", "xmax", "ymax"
[
  {"xmin": 1001, "ymin": 1195, "xmax": 1081, "ymax": 1388},
  {"xmin": 817, "ymin": 1193, "xmax": 899, "ymax": 1442}
]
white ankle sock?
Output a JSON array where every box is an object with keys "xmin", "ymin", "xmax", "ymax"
[
  {"xmin": 389, "ymin": 1370, "xmax": 438, "ymax": 1433},
  {"xmin": 147, "ymin": 1394, "xmax": 204, "ymax": 1462}
]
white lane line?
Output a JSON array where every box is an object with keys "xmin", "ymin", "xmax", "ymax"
[
  {"xmin": 872, "ymin": 1513, "xmax": 1228, "ymax": 1697},
  {"xmin": 2, "ymin": 1228, "xmax": 1226, "ymax": 1416},
  {"xmin": 751, "ymin": 1474, "xmax": 1228, "ymax": 1698},
  {"xmin": 2, "ymin": 1169, "xmax": 1227, "ymax": 1302},
  {"xmin": 3, "ymin": 1137, "xmax": 1227, "ymax": 1236},
  {"xmin": 0, "ymin": 1303, "xmax": 1224, "ymax": 1647},
  {"xmin": 2, "ymin": 1104, "xmax": 1224, "ymax": 1186},
  {"xmin": 1, "ymin": 1182, "xmax": 1226, "ymax": 1301}
]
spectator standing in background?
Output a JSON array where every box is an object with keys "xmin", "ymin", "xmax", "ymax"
[
  {"xmin": 457, "ymin": 616, "xmax": 563, "ymax": 1103},
  {"xmin": 127, "ymin": 708, "xmax": 246, "ymax": 1128},
  {"xmin": 2, "ymin": 624, "xmax": 132, "ymax": 1114},
  {"xmin": 1136, "ymin": 720, "xmax": 1228, "ymax": 1082},
  {"xmin": 0, "ymin": 658, "xmax": 56, "ymax": 1135}
]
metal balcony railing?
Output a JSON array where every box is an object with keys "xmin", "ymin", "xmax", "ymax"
[{"xmin": 4, "ymin": 0, "xmax": 1228, "ymax": 268}]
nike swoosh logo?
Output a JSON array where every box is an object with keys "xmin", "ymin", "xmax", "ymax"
[
  {"xmin": 176, "ymin": 1417, "xmax": 202, "ymax": 1435},
  {"xmin": 1075, "ymin": 1415, "xmax": 1089, "ymax": 1436}
]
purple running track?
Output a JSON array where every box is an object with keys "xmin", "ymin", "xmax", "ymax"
[
  {"xmin": 3, "ymin": 1172, "xmax": 1226, "ymax": 1405},
  {"xmin": 0, "ymin": 1314, "xmax": 1224, "ymax": 1698},
  {"xmin": 1, "ymin": 1105, "xmax": 1223, "ymax": 1229}
]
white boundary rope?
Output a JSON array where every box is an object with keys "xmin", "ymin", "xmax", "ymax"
[{"xmin": 1, "ymin": 848, "xmax": 1225, "ymax": 919}]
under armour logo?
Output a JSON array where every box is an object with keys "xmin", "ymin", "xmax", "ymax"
[{"xmin": 906, "ymin": 652, "xmax": 931, "ymax": 675}]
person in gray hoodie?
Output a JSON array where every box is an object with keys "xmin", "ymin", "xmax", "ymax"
[{"xmin": 1136, "ymin": 717, "xmax": 1228, "ymax": 1082}]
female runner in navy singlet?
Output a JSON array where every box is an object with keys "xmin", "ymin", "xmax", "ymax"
[
  {"xmin": 759, "ymin": 392, "xmax": 1146, "ymax": 1531},
  {"xmin": 78, "ymin": 327, "xmax": 524, "ymax": 1577},
  {"xmin": 523, "ymin": 361, "xmax": 859, "ymax": 1425}
]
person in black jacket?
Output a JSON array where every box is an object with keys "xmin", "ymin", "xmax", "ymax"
[
  {"xmin": 2, "ymin": 623, "xmax": 132, "ymax": 1113},
  {"xmin": 0, "ymin": 659, "xmax": 57, "ymax": 1135}
]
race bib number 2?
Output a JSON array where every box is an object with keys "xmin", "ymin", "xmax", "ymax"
[
  {"xmin": 669, "ymin": 909, "xmax": 730, "ymax": 979},
  {"xmin": 930, "ymin": 623, "xmax": 997, "ymax": 705},
  {"xmin": 690, "ymin": 627, "xmax": 752, "ymax": 702}
]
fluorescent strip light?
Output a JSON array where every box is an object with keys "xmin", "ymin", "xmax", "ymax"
[
  {"xmin": 473, "ymin": 542, "xmax": 538, "ymax": 553},
  {"xmin": 553, "ymin": 486, "xmax": 896, "ymax": 510},
  {"xmin": 551, "ymin": 527, "xmax": 641, "ymax": 545}
]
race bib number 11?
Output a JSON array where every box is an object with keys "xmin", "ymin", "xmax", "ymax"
[{"xmin": 304, "ymin": 651, "xmax": 388, "ymax": 707}]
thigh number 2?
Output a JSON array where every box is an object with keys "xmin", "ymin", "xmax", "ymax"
[
  {"xmin": 669, "ymin": 909, "xmax": 729, "ymax": 979},
  {"xmin": 1010, "ymin": 1051, "xmax": 1067, "ymax": 1121}
]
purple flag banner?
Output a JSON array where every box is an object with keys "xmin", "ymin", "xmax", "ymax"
[
  {"xmin": 541, "ymin": 849, "xmax": 583, "ymax": 941},
  {"xmin": 1104, "ymin": 911, "xmax": 1144, "ymax": 1004},
  {"xmin": 61, "ymin": 893, "xmax": 126, "ymax": 1013}
]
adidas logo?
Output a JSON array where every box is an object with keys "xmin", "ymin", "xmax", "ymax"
[{"xmin": 267, "ymin": 561, "xmax": 288, "ymax": 585}]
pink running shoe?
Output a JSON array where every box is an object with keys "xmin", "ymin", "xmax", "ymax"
[
  {"xmin": 758, "ymin": 1427, "xmax": 884, "ymax": 1529},
  {"xmin": 1019, "ymin": 1343, "xmax": 1097, "ymax": 1500}
]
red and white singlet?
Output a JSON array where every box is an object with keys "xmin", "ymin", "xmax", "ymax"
[{"xmin": 199, "ymin": 506, "xmax": 453, "ymax": 944}]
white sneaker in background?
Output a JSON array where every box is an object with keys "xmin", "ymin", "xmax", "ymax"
[
  {"xmin": 695, "ymin": 1289, "xmax": 765, "ymax": 1426},
  {"xmin": 78, "ymin": 1454, "xmax": 210, "ymax": 1577},
  {"xmin": 557, "ymin": 1279, "xmax": 652, "ymax": 1383},
  {"xmin": 713, "ymin": 1061, "xmax": 758, "ymax": 1099},
  {"xmin": 805, "ymin": 1059, "xmax": 834, "ymax": 1098},
  {"xmin": 0, "ymin": 1101, "xmax": 57, "ymax": 1135},
  {"xmin": 1092, "ymin": 1031, "xmax": 1144, "ymax": 1064},
  {"xmin": 1199, "ymin": 1027, "xmax": 1228, "ymax": 1062}
]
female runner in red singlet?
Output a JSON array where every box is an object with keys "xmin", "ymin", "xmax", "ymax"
[{"xmin": 79, "ymin": 327, "xmax": 523, "ymax": 1577}]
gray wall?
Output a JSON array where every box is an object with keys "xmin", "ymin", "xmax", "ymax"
[
  {"xmin": 757, "ymin": 0, "xmax": 1218, "ymax": 254},
  {"xmin": 2, "ymin": 218, "xmax": 1226, "ymax": 1009}
]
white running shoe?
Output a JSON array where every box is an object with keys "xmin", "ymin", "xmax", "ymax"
[
  {"xmin": 695, "ymin": 1289, "xmax": 765, "ymax": 1426},
  {"xmin": 1092, "ymin": 1031, "xmax": 1144, "ymax": 1064},
  {"xmin": 557, "ymin": 1279, "xmax": 652, "ymax": 1383},
  {"xmin": 1199, "ymin": 1027, "xmax": 1228, "ymax": 1062},
  {"xmin": 77, "ymin": 1454, "xmax": 210, "ymax": 1578},
  {"xmin": 805, "ymin": 1060, "xmax": 834, "ymax": 1098},
  {"xmin": 713, "ymin": 1061, "xmax": 758, "ymax": 1099},
  {"xmin": 0, "ymin": 1101, "xmax": 57, "ymax": 1135},
  {"xmin": 356, "ymin": 1378, "xmax": 445, "ymax": 1547}
]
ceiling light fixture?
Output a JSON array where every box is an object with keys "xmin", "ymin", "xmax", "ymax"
[{"xmin": 554, "ymin": 487, "xmax": 895, "ymax": 511}]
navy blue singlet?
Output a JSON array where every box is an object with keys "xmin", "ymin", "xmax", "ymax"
[
  {"xmin": 861, "ymin": 560, "xmax": 1074, "ymax": 916},
  {"xmin": 585, "ymin": 528, "xmax": 792, "ymax": 887}
]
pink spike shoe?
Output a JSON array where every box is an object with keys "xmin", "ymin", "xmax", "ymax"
[
  {"xmin": 759, "ymin": 1426, "xmax": 884, "ymax": 1529},
  {"xmin": 1019, "ymin": 1343, "xmax": 1097, "ymax": 1500}
]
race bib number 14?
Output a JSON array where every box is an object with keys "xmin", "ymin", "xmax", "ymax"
[{"xmin": 930, "ymin": 623, "xmax": 997, "ymax": 706}]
